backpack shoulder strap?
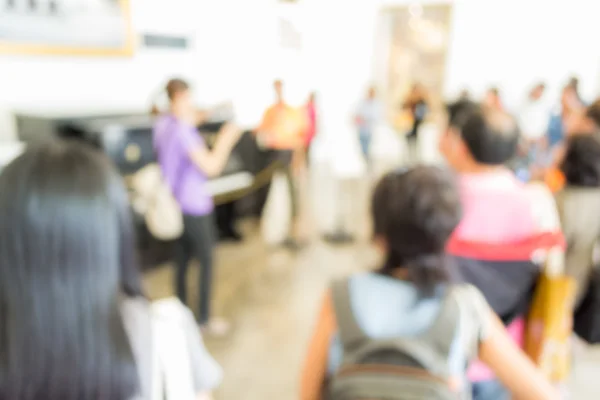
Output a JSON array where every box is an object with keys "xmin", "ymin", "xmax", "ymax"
[
  {"xmin": 342, "ymin": 336, "xmax": 451, "ymax": 378},
  {"xmin": 331, "ymin": 279, "xmax": 368, "ymax": 350},
  {"xmin": 421, "ymin": 287, "xmax": 462, "ymax": 360}
]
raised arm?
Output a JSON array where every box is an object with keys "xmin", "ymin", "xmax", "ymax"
[{"xmin": 188, "ymin": 123, "xmax": 242, "ymax": 178}]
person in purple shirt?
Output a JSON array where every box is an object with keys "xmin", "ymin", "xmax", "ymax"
[{"xmin": 153, "ymin": 78, "xmax": 242, "ymax": 333}]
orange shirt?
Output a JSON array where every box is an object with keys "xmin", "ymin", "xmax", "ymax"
[
  {"xmin": 259, "ymin": 103, "xmax": 307, "ymax": 150},
  {"xmin": 545, "ymin": 168, "xmax": 566, "ymax": 193}
]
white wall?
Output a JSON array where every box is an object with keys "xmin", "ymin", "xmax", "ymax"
[
  {"xmin": 0, "ymin": 0, "xmax": 202, "ymax": 114},
  {"xmin": 0, "ymin": 0, "xmax": 281, "ymax": 139},
  {"xmin": 0, "ymin": 0, "xmax": 202, "ymax": 139},
  {"xmin": 444, "ymin": 0, "xmax": 600, "ymax": 110},
  {"xmin": 1, "ymin": 0, "xmax": 599, "ymax": 141},
  {"xmin": 308, "ymin": 0, "xmax": 600, "ymax": 115}
]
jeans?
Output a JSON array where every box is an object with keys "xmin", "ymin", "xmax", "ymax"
[
  {"xmin": 174, "ymin": 213, "xmax": 216, "ymax": 324},
  {"xmin": 406, "ymin": 135, "xmax": 418, "ymax": 165},
  {"xmin": 359, "ymin": 130, "xmax": 372, "ymax": 161},
  {"xmin": 472, "ymin": 380, "xmax": 510, "ymax": 400}
]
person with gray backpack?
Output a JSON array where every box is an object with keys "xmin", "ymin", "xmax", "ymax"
[{"xmin": 300, "ymin": 166, "xmax": 558, "ymax": 400}]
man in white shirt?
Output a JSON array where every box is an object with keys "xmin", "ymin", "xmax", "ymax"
[
  {"xmin": 354, "ymin": 87, "xmax": 383, "ymax": 163},
  {"xmin": 518, "ymin": 83, "xmax": 551, "ymax": 176}
]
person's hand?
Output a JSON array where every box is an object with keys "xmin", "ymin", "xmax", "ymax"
[
  {"xmin": 195, "ymin": 110, "xmax": 209, "ymax": 125},
  {"xmin": 219, "ymin": 123, "xmax": 244, "ymax": 150}
]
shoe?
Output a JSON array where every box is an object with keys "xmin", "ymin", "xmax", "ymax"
[
  {"xmin": 323, "ymin": 231, "xmax": 355, "ymax": 245},
  {"xmin": 200, "ymin": 317, "xmax": 231, "ymax": 337},
  {"xmin": 219, "ymin": 230, "xmax": 243, "ymax": 243},
  {"xmin": 281, "ymin": 238, "xmax": 307, "ymax": 251}
]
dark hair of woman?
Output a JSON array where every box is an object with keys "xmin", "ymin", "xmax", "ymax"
[
  {"xmin": 372, "ymin": 166, "xmax": 462, "ymax": 296},
  {"xmin": 560, "ymin": 134, "xmax": 600, "ymax": 188},
  {"xmin": 586, "ymin": 99, "xmax": 600, "ymax": 131},
  {"xmin": 0, "ymin": 140, "xmax": 143, "ymax": 400}
]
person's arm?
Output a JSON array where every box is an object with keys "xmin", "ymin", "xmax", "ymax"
[
  {"xmin": 188, "ymin": 123, "xmax": 242, "ymax": 177},
  {"xmin": 480, "ymin": 312, "xmax": 559, "ymax": 400},
  {"xmin": 195, "ymin": 109, "xmax": 210, "ymax": 126},
  {"xmin": 300, "ymin": 293, "xmax": 337, "ymax": 400}
]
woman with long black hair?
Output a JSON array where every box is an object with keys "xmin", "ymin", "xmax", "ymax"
[{"xmin": 0, "ymin": 140, "xmax": 221, "ymax": 400}]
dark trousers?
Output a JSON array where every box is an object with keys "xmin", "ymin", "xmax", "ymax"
[
  {"xmin": 216, "ymin": 201, "xmax": 238, "ymax": 238},
  {"xmin": 174, "ymin": 213, "xmax": 216, "ymax": 324}
]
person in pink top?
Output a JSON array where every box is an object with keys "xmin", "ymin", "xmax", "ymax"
[
  {"xmin": 440, "ymin": 100, "xmax": 537, "ymax": 400},
  {"xmin": 305, "ymin": 92, "xmax": 317, "ymax": 157}
]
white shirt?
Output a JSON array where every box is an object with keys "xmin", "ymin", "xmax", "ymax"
[
  {"xmin": 519, "ymin": 97, "xmax": 551, "ymax": 141},
  {"xmin": 356, "ymin": 99, "xmax": 383, "ymax": 132}
]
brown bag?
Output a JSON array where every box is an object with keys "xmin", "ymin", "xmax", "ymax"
[{"xmin": 525, "ymin": 248, "xmax": 577, "ymax": 383}]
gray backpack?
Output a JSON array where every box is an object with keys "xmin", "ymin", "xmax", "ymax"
[{"xmin": 328, "ymin": 280, "xmax": 472, "ymax": 400}]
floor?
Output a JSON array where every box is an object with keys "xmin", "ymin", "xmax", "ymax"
[{"xmin": 143, "ymin": 161, "xmax": 600, "ymax": 400}]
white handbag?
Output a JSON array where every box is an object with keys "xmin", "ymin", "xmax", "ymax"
[
  {"xmin": 260, "ymin": 171, "xmax": 292, "ymax": 245},
  {"xmin": 150, "ymin": 298, "xmax": 197, "ymax": 400},
  {"xmin": 132, "ymin": 164, "xmax": 184, "ymax": 241}
]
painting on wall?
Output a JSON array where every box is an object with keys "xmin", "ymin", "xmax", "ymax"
[
  {"xmin": 376, "ymin": 4, "xmax": 453, "ymax": 130},
  {"xmin": 0, "ymin": 0, "xmax": 134, "ymax": 56}
]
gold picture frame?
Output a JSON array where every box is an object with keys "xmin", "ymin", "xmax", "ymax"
[{"xmin": 0, "ymin": 0, "xmax": 134, "ymax": 57}]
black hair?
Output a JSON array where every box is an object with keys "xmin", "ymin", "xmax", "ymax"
[
  {"xmin": 450, "ymin": 103, "xmax": 520, "ymax": 165},
  {"xmin": 586, "ymin": 99, "xmax": 600, "ymax": 131},
  {"xmin": 446, "ymin": 99, "xmax": 478, "ymax": 126},
  {"xmin": 560, "ymin": 134, "xmax": 600, "ymax": 188},
  {"xmin": 0, "ymin": 140, "xmax": 143, "ymax": 400},
  {"xmin": 372, "ymin": 166, "xmax": 462, "ymax": 295}
]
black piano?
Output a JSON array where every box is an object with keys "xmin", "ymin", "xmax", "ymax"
[{"xmin": 15, "ymin": 112, "xmax": 278, "ymax": 268}]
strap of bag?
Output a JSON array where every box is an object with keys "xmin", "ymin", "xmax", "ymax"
[
  {"xmin": 450, "ymin": 284, "xmax": 489, "ymax": 361},
  {"xmin": 331, "ymin": 279, "xmax": 368, "ymax": 350},
  {"xmin": 151, "ymin": 119, "xmax": 189, "ymax": 206},
  {"xmin": 421, "ymin": 287, "xmax": 462, "ymax": 360}
]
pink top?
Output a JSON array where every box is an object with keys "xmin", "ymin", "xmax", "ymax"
[
  {"xmin": 453, "ymin": 169, "xmax": 536, "ymax": 382},
  {"xmin": 305, "ymin": 102, "xmax": 317, "ymax": 145},
  {"xmin": 455, "ymin": 170, "xmax": 536, "ymax": 243}
]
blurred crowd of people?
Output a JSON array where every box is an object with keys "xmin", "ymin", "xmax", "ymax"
[{"xmin": 2, "ymin": 52, "xmax": 600, "ymax": 399}]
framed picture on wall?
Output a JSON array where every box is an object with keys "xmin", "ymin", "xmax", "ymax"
[
  {"xmin": 0, "ymin": 0, "xmax": 134, "ymax": 56},
  {"xmin": 375, "ymin": 4, "xmax": 453, "ymax": 130}
]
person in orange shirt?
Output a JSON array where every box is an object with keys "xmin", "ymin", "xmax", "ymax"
[
  {"xmin": 257, "ymin": 80, "xmax": 307, "ymax": 249},
  {"xmin": 258, "ymin": 80, "xmax": 307, "ymax": 150}
]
